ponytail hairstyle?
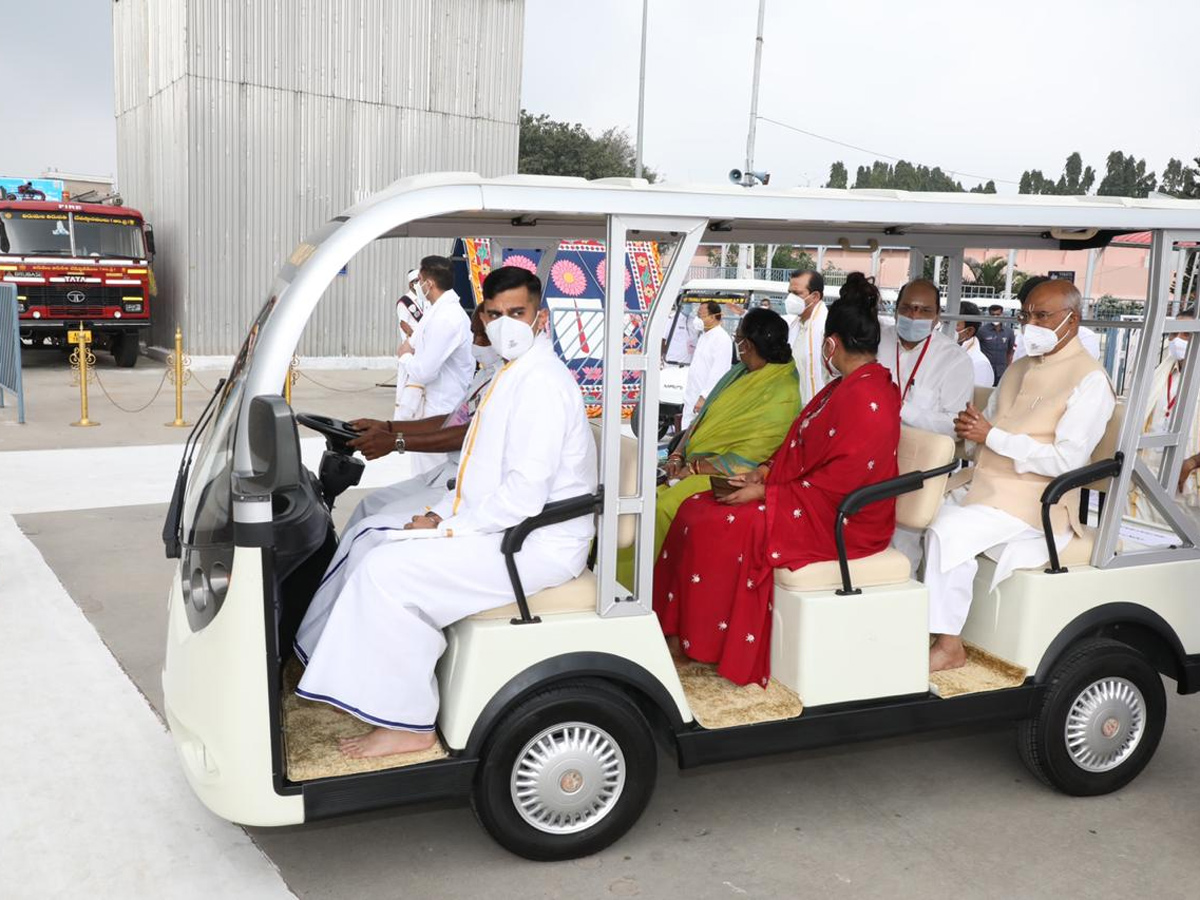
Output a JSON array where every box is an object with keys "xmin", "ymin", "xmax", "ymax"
[{"xmin": 824, "ymin": 271, "xmax": 882, "ymax": 355}]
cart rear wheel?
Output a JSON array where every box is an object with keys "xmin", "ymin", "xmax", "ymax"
[
  {"xmin": 472, "ymin": 680, "xmax": 656, "ymax": 860},
  {"xmin": 1018, "ymin": 638, "xmax": 1165, "ymax": 796}
]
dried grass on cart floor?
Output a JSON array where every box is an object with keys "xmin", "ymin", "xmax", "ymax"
[
  {"xmin": 929, "ymin": 643, "xmax": 1026, "ymax": 699},
  {"xmin": 674, "ymin": 657, "xmax": 803, "ymax": 729},
  {"xmin": 282, "ymin": 659, "xmax": 447, "ymax": 781}
]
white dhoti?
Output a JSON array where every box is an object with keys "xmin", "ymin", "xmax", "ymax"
[
  {"xmin": 343, "ymin": 460, "xmax": 458, "ymax": 534},
  {"xmin": 924, "ymin": 497, "xmax": 1071, "ymax": 635},
  {"xmin": 295, "ymin": 531, "xmax": 587, "ymax": 729}
]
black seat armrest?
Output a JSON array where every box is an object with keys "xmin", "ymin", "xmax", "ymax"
[
  {"xmin": 500, "ymin": 488, "xmax": 604, "ymax": 624},
  {"xmin": 832, "ymin": 461, "xmax": 958, "ymax": 595},
  {"xmin": 1040, "ymin": 452, "xmax": 1123, "ymax": 574}
]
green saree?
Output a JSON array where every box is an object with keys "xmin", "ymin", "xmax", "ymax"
[{"xmin": 618, "ymin": 360, "xmax": 800, "ymax": 586}]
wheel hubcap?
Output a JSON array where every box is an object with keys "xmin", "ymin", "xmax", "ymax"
[
  {"xmin": 1064, "ymin": 677, "xmax": 1146, "ymax": 773},
  {"xmin": 511, "ymin": 722, "xmax": 626, "ymax": 835}
]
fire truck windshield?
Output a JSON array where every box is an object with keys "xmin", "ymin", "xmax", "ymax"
[{"xmin": 0, "ymin": 209, "xmax": 145, "ymax": 259}]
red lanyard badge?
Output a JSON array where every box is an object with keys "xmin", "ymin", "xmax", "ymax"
[{"xmin": 896, "ymin": 335, "xmax": 932, "ymax": 402}]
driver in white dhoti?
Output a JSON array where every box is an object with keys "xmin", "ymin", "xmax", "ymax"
[
  {"xmin": 926, "ymin": 280, "xmax": 1115, "ymax": 672},
  {"xmin": 295, "ymin": 265, "xmax": 597, "ymax": 758}
]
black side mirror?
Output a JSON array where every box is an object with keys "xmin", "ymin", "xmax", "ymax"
[{"xmin": 144, "ymin": 223, "xmax": 156, "ymax": 257}]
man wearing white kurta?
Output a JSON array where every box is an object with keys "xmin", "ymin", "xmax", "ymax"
[
  {"xmin": 881, "ymin": 280, "xmax": 976, "ymax": 572},
  {"xmin": 394, "ymin": 256, "xmax": 475, "ymax": 475},
  {"xmin": 341, "ymin": 310, "xmax": 502, "ymax": 532},
  {"xmin": 681, "ymin": 301, "xmax": 733, "ymax": 428},
  {"xmin": 954, "ymin": 302, "xmax": 999, "ymax": 388},
  {"xmin": 392, "ymin": 269, "xmax": 423, "ymax": 416},
  {"xmin": 296, "ymin": 265, "xmax": 597, "ymax": 758},
  {"xmin": 927, "ymin": 280, "xmax": 1115, "ymax": 672},
  {"xmin": 785, "ymin": 269, "xmax": 829, "ymax": 407}
]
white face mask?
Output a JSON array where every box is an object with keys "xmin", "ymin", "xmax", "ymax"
[
  {"xmin": 485, "ymin": 316, "xmax": 536, "ymax": 360},
  {"xmin": 1022, "ymin": 312, "xmax": 1072, "ymax": 357},
  {"xmin": 821, "ymin": 337, "xmax": 838, "ymax": 378},
  {"xmin": 414, "ymin": 280, "xmax": 430, "ymax": 308},
  {"xmin": 1170, "ymin": 336, "xmax": 1189, "ymax": 362},
  {"xmin": 895, "ymin": 315, "xmax": 934, "ymax": 344},
  {"xmin": 471, "ymin": 343, "xmax": 502, "ymax": 368},
  {"xmin": 785, "ymin": 293, "xmax": 805, "ymax": 316},
  {"xmin": 691, "ymin": 315, "xmax": 706, "ymax": 333}
]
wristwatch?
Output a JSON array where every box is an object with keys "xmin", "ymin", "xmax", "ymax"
[{"xmin": 394, "ymin": 432, "xmax": 405, "ymax": 454}]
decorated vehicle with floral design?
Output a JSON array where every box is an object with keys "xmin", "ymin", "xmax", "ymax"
[{"xmin": 163, "ymin": 173, "xmax": 1200, "ymax": 861}]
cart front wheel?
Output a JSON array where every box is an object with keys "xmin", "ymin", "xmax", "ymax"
[
  {"xmin": 1018, "ymin": 638, "xmax": 1166, "ymax": 796},
  {"xmin": 472, "ymin": 680, "xmax": 657, "ymax": 861}
]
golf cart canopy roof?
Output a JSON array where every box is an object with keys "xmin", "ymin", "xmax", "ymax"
[{"xmin": 368, "ymin": 172, "xmax": 1200, "ymax": 251}]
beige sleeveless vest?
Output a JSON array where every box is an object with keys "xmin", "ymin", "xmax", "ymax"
[{"xmin": 965, "ymin": 336, "xmax": 1109, "ymax": 533}]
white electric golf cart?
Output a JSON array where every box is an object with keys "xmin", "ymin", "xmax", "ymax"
[{"xmin": 163, "ymin": 174, "xmax": 1200, "ymax": 861}]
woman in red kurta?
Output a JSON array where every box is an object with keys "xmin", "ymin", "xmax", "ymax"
[{"xmin": 654, "ymin": 275, "xmax": 901, "ymax": 687}]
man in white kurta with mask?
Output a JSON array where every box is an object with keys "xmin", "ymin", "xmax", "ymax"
[
  {"xmin": 785, "ymin": 269, "xmax": 829, "ymax": 407},
  {"xmin": 880, "ymin": 279, "xmax": 975, "ymax": 571},
  {"xmin": 926, "ymin": 280, "xmax": 1115, "ymax": 671},
  {"xmin": 295, "ymin": 265, "xmax": 597, "ymax": 758},
  {"xmin": 393, "ymin": 255, "xmax": 475, "ymax": 475},
  {"xmin": 681, "ymin": 300, "xmax": 733, "ymax": 428}
]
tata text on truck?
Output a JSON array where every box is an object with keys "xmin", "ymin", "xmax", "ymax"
[{"xmin": 1, "ymin": 178, "xmax": 155, "ymax": 367}]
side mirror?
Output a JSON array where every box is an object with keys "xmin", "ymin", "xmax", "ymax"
[
  {"xmin": 236, "ymin": 395, "xmax": 302, "ymax": 495},
  {"xmin": 144, "ymin": 223, "xmax": 156, "ymax": 257}
]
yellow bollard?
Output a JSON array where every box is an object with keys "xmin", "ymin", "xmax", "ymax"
[
  {"xmin": 68, "ymin": 323, "xmax": 99, "ymax": 427},
  {"xmin": 165, "ymin": 325, "xmax": 191, "ymax": 427},
  {"xmin": 284, "ymin": 353, "xmax": 299, "ymax": 406}
]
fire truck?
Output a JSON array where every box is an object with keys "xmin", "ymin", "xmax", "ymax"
[{"xmin": 1, "ymin": 180, "xmax": 155, "ymax": 367}]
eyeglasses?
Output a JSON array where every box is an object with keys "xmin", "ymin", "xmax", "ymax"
[{"xmin": 1016, "ymin": 308, "xmax": 1071, "ymax": 325}]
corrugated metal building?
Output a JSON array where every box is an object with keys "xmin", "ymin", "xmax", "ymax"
[{"xmin": 113, "ymin": 0, "xmax": 523, "ymax": 355}]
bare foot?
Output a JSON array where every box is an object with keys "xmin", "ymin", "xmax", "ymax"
[
  {"xmin": 929, "ymin": 634, "xmax": 968, "ymax": 672},
  {"xmin": 339, "ymin": 727, "xmax": 438, "ymax": 759}
]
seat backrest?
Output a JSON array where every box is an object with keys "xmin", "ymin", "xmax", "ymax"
[
  {"xmin": 589, "ymin": 422, "xmax": 639, "ymax": 548},
  {"xmin": 1084, "ymin": 399, "xmax": 1125, "ymax": 491},
  {"xmin": 895, "ymin": 425, "xmax": 956, "ymax": 529}
]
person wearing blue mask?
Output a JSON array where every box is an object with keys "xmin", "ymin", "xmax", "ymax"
[{"xmin": 879, "ymin": 279, "xmax": 974, "ymax": 439}]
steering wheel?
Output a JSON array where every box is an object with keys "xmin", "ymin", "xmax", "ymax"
[{"xmin": 295, "ymin": 412, "xmax": 360, "ymax": 454}]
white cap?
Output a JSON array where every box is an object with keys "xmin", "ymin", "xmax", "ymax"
[{"xmin": 407, "ymin": 268, "xmax": 420, "ymax": 284}]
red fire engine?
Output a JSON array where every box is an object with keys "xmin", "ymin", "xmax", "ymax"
[{"xmin": 1, "ymin": 195, "xmax": 155, "ymax": 367}]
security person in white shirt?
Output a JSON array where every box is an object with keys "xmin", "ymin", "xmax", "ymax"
[
  {"xmin": 879, "ymin": 279, "xmax": 975, "ymax": 437},
  {"xmin": 785, "ymin": 269, "xmax": 828, "ymax": 406},
  {"xmin": 954, "ymin": 301, "xmax": 998, "ymax": 388},
  {"xmin": 681, "ymin": 300, "xmax": 734, "ymax": 427}
]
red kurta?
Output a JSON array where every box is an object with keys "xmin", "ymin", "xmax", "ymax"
[{"xmin": 653, "ymin": 362, "xmax": 901, "ymax": 686}]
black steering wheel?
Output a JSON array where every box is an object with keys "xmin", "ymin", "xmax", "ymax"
[{"xmin": 296, "ymin": 412, "xmax": 360, "ymax": 454}]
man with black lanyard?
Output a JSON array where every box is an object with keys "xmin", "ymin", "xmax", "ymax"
[
  {"xmin": 879, "ymin": 279, "xmax": 974, "ymax": 573},
  {"xmin": 879, "ymin": 279, "xmax": 974, "ymax": 438}
]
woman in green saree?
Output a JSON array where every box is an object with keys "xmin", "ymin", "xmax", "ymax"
[{"xmin": 620, "ymin": 308, "xmax": 800, "ymax": 585}]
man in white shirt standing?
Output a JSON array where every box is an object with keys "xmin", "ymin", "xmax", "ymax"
[
  {"xmin": 395, "ymin": 255, "xmax": 475, "ymax": 475},
  {"xmin": 879, "ymin": 279, "xmax": 975, "ymax": 437},
  {"xmin": 393, "ymin": 268, "xmax": 423, "ymax": 413},
  {"xmin": 296, "ymin": 265, "xmax": 598, "ymax": 758},
  {"xmin": 954, "ymin": 301, "xmax": 998, "ymax": 388},
  {"xmin": 926, "ymin": 280, "xmax": 1115, "ymax": 671},
  {"xmin": 681, "ymin": 300, "xmax": 734, "ymax": 427},
  {"xmin": 785, "ymin": 269, "xmax": 828, "ymax": 407}
]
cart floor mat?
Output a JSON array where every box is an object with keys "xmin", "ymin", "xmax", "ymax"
[
  {"xmin": 929, "ymin": 643, "xmax": 1026, "ymax": 699},
  {"xmin": 674, "ymin": 657, "xmax": 803, "ymax": 729},
  {"xmin": 282, "ymin": 658, "xmax": 448, "ymax": 782}
]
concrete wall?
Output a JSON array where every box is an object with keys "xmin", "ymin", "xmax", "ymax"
[{"xmin": 113, "ymin": 0, "xmax": 523, "ymax": 355}]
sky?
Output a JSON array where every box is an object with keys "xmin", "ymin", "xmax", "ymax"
[{"xmin": 4, "ymin": 0, "xmax": 1199, "ymax": 193}]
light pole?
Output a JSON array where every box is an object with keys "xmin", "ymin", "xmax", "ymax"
[
  {"xmin": 635, "ymin": 0, "xmax": 649, "ymax": 179},
  {"xmin": 739, "ymin": 0, "xmax": 767, "ymax": 276}
]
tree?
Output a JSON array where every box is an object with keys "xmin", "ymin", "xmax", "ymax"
[
  {"xmin": 518, "ymin": 111, "xmax": 660, "ymax": 182},
  {"xmin": 1161, "ymin": 156, "xmax": 1200, "ymax": 198},
  {"xmin": 1097, "ymin": 150, "xmax": 1156, "ymax": 198},
  {"xmin": 969, "ymin": 180, "xmax": 997, "ymax": 194},
  {"xmin": 965, "ymin": 255, "xmax": 1010, "ymax": 290},
  {"xmin": 826, "ymin": 161, "xmax": 848, "ymax": 189},
  {"xmin": 706, "ymin": 244, "xmax": 815, "ymax": 272},
  {"xmin": 1019, "ymin": 152, "xmax": 1095, "ymax": 195}
]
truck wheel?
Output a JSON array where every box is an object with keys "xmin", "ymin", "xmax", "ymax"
[
  {"xmin": 113, "ymin": 332, "xmax": 139, "ymax": 368},
  {"xmin": 1018, "ymin": 638, "xmax": 1165, "ymax": 796},
  {"xmin": 471, "ymin": 679, "xmax": 657, "ymax": 861}
]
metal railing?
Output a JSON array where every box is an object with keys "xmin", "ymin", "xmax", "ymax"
[{"xmin": 0, "ymin": 284, "xmax": 25, "ymax": 423}]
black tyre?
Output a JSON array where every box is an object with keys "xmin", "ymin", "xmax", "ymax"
[
  {"xmin": 113, "ymin": 332, "xmax": 139, "ymax": 368},
  {"xmin": 471, "ymin": 679, "xmax": 657, "ymax": 861},
  {"xmin": 1018, "ymin": 638, "xmax": 1166, "ymax": 796}
]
